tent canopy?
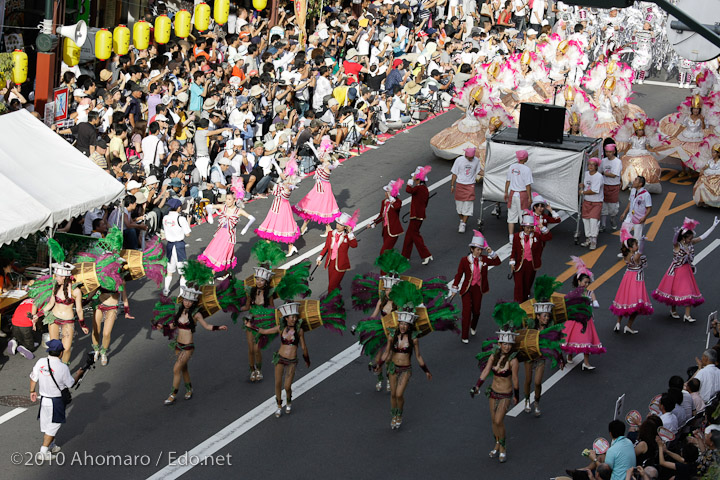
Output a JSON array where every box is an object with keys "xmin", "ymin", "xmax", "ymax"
[{"xmin": 0, "ymin": 110, "xmax": 126, "ymax": 246}]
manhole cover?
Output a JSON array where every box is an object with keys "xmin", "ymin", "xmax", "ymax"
[{"xmin": 0, "ymin": 395, "xmax": 36, "ymax": 407}]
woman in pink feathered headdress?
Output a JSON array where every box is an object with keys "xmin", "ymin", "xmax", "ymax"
[
  {"xmin": 609, "ymin": 227, "xmax": 653, "ymax": 334},
  {"xmin": 652, "ymin": 216, "xmax": 719, "ymax": 322}
]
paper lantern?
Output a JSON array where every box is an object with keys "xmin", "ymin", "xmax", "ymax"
[
  {"xmin": 62, "ymin": 38, "xmax": 81, "ymax": 67},
  {"xmin": 113, "ymin": 25, "xmax": 130, "ymax": 55},
  {"xmin": 253, "ymin": 0, "xmax": 267, "ymax": 11},
  {"xmin": 174, "ymin": 10, "xmax": 192, "ymax": 38},
  {"xmin": 95, "ymin": 29, "xmax": 113, "ymax": 61},
  {"xmin": 154, "ymin": 15, "xmax": 171, "ymax": 44},
  {"xmin": 133, "ymin": 21, "xmax": 150, "ymax": 50},
  {"xmin": 214, "ymin": 0, "xmax": 230, "ymax": 25},
  {"xmin": 11, "ymin": 50, "xmax": 27, "ymax": 85},
  {"xmin": 194, "ymin": 3, "xmax": 211, "ymax": 32}
]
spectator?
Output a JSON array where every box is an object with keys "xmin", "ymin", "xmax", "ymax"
[
  {"xmin": 685, "ymin": 378, "xmax": 705, "ymax": 413},
  {"xmin": 4, "ymin": 298, "xmax": 37, "ymax": 360},
  {"xmin": 658, "ymin": 393, "xmax": 679, "ymax": 434},
  {"xmin": 692, "ymin": 349, "xmax": 720, "ymax": 405},
  {"xmin": 601, "ymin": 420, "xmax": 635, "ymax": 480},
  {"xmin": 53, "ymin": 110, "xmax": 101, "ymax": 156}
]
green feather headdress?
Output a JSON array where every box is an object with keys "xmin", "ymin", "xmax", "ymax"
[
  {"xmin": 534, "ymin": 275, "xmax": 562, "ymax": 303},
  {"xmin": 96, "ymin": 226, "xmax": 124, "ymax": 253},
  {"xmin": 274, "ymin": 270, "xmax": 311, "ymax": 301},
  {"xmin": 491, "ymin": 302, "xmax": 527, "ymax": 331},
  {"xmin": 180, "ymin": 260, "xmax": 215, "ymax": 288},
  {"xmin": 388, "ymin": 280, "xmax": 423, "ymax": 312},
  {"xmin": 47, "ymin": 238, "xmax": 66, "ymax": 263},
  {"xmin": 374, "ymin": 249, "xmax": 410, "ymax": 276},
  {"xmin": 251, "ymin": 240, "xmax": 287, "ymax": 269}
]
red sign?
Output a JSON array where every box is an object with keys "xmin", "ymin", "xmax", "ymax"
[{"xmin": 53, "ymin": 86, "xmax": 69, "ymax": 122}]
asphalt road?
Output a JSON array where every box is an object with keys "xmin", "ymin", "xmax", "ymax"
[{"xmin": 2, "ymin": 83, "xmax": 718, "ymax": 480}]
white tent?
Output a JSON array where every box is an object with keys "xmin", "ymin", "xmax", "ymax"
[{"xmin": 0, "ymin": 109, "xmax": 126, "ymax": 246}]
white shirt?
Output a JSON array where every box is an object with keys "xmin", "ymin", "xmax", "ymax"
[
  {"xmin": 451, "ymin": 156, "xmax": 482, "ymax": 185},
  {"xmin": 141, "ymin": 135, "xmax": 166, "ymax": 169},
  {"xmin": 162, "ymin": 211, "xmax": 191, "ymax": 242},
  {"xmin": 313, "ymin": 76, "xmax": 333, "ymax": 111},
  {"xmin": 695, "ymin": 364, "xmax": 720, "ymax": 404},
  {"xmin": 531, "ymin": 0, "xmax": 546, "ymax": 24},
  {"xmin": 30, "ymin": 356, "xmax": 75, "ymax": 398},
  {"xmin": 513, "ymin": 0, "xmax": 527, "ymax": 16},
  {"xmin": 659, "ymin": 411, "xmax": 678, "ymax": 434},
  {"xmin": 506, "ymin": 162, "xmax": 534, "ymax": 195},
  {"xmin": 583, "ymin": 171, "xmax": 604, "ymax": 202},
  {"xmin": 625, "ymin": 187, "xmax": 652, "ymax": 224},
  {"xmin": 389, "ymin": 95, "xmax": 406, "ymax": 122},
  {"xmin": 601, "ymin": 157, "xmax": 622, "ymax": 187}
]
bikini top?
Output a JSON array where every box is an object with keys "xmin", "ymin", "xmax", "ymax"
[
  {"xmin": 55, "ymin": 294, "xmax": 74, "ymax": 305},
  {"xmin": 281, "ymin": 328, "xmax": 300, "ymax": 346},
  {"xmin": 493, "ymin": 367, "xmax": 512, "ymax": 377},
  {"xmin": 392, "ymin": 334, "xmax": 412, "ymax": 354},
  {"xmin": 177, "ymin": 319, "xmax": 192, "ymax": 330}
]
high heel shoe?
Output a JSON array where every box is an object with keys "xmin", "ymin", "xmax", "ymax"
[
  {"xmin": 523, "ymin": 399, "xmax": 531, "ymax": 413},
  {"xmin": 582, "ymin": 363, "xmax": 596, "ymax": 371},
  {"xmin": 499, "ymin": 452, "xmax": 507, "ymax": 463},
  {"xmin": 422, "ymin": 255, "xmax": 433, "ymax": 265},
  {"xmin": 164, "ymin": 394, "xmax": 176, "ymax": 406},
  {"xmin": 670, "ymin": 310, "xmax": 680, "ymax": 319},
  {"xmin": 184, "ymin": 390, "xmax": 193, "ymax": 400},
  {"xmin": 274, "ymin": 406, "xmax": 282, "ymax": 418},
  {"xmin": 613, "ymin": 323, "xmax": 620, "ymax": 333},
  {"xmin": 285, "ymin": 245, "xmax": 298, "ymax": 257},
  {"xmin": 623, "ymin": 326, "xmax": 638, "ymax": 334},
  {"xmin": 375, "ymin": 381, "xmax": 382, "ymax": 392},
  {"xmin": 489, "ymin": 446, "xmax": 500, "ymax": 458},
  {"xmin": 683, "ymin": 315, "xmax": 696, "ymax": 323},
  {"xmin": 300, "ymin": 224, "xmax": 308, "ymax": 236}
]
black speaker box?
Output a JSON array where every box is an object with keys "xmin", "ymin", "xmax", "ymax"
[{"xmin": 517, "ymin": 103, "xmax": 566, "ymax": 144}]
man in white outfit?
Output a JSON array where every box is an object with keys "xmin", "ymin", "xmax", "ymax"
[
  {"xmin": 162, "ymin": 198, "xmax": 192, "ymax": 296},
  {"xmin": 620, "ymin": 176, "xmax": 652, "ymax": 240}
]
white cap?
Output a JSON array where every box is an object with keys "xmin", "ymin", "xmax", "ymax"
[
  {"xmin": 154, "ymin": 114, "xmax": 169, "ymax": 122},
  {"xmin": 380, "ymin": 275, "xmax": 401, "ymax": 289},
  {"xmin": 52, "ymin": 262, "xmax": 75, "ymax": 277},
  {"xmin": 533, "ymin": 302, "xmax": 554, "ymax": 314},
  {"xmin": 396, "ymin": 310, "xmax": 417, "ymax": 325},
  {"xmin": 527, "ymin": 29, "xmax": 538, "ymax": 36},
  {"xmin": 218, "ymin": 157, "xmax": 231, "ymax": 166},
  {"xmin": 180, "ymin": 286, "xmax": 202, "ymax": 302},
  {"xmin": 497, "ymin": 330, "xmax": 519, "ymax": 344},
  {"xmin": 145, "ymin": 175, "xmax": 159, "ymax": 185},
  {"xmin": 253, "ymin": 266, "xmax": 273, "ymax": 281},
  {"xmin": 278, "ymin": 302, "xmax": 300, "ymax": 317},
  {"xmin": 126, "ymin": 180, "xmax": 143, "ymax": 191}
]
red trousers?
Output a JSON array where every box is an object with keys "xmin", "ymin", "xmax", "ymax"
[
  {"xmin": 461, "ymin": 284, "xmax": 484, "ymax": 340},
  {"xmin": 513, "ymin": 263, "xmax": 536, "ymax": 303},
  {"xmin": 380, "ymin": 230, "xmax": 400, "ymax": 255},
  {"xmin": 327, "ymin": 262, "xmax": 346, "ymax": 293},
  {"xmin": 401, "ymin": 219, "xmax": 431, "ymax": 260}
]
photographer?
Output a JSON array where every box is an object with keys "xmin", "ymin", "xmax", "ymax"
[{"xmin": 295, "ymin": 119, "xmax": 326, "ymax": 174}]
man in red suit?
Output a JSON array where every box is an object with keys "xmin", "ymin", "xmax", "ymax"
[
  {"xmin": 509, "ymin": 214, "xmax": 552, "ymax": 303},
  {"xmin": 317, "ymin": 211, "xmax": 358, "ymax": 293},
  {"xmin": 370, "ymin": 179, "xmax": 403, "ymax": 255},
  {"xmin": 402, "ymin": 166, "xmax": 433, "ymax": 265},
  {"xmin": 449, "ymin": 230, "xmax": 502, "ymax": 343}
]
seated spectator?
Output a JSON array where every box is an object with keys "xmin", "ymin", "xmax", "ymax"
[
  {"xmin": 659, "ymin": 393, "xmax": 679, "ymax": 434},
  {"xmin": 685, "ymin": 378, "xmax": 705, "ymax": 414},
  {"xmin": 90, "ymin": 218, "xmax": 108, "ymax": 239},
  {"xmin": 109, "ymin": 195, "xmax": 148, "ymax": 250},
  {"xmin": 656, "ymin": 439, "xmax": 698, "ymax": 480},
  {"xmin": 692, "ymin": 349, "xmax": 720, "ymax": 405},
  {"xmin": 3, "ymin": 298, "xmax": 37, "ymax": 359}
]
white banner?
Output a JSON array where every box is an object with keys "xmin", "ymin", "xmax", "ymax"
[{"xmin": 484, "ymin": 141, "xmax": 587, "ymax": 214}]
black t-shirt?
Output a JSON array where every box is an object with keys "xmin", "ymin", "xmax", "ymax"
[
  {"xmin": 70, "ymin": 122, "xmax": 97, "ymax": 154},
  {"xmin": 673, "ymin": 462, "xmax": 695, "ymax": 480},
  {"xmin": 366, "ymin": 72, "xmax": 386, "ymax": 91},
  {"xmin": 126, "ymin": 97, "xmax": 142, "ymax": 121},
  {"xmin": 296, "ymin": 129, "xmax": 314, "ymax": 154}
]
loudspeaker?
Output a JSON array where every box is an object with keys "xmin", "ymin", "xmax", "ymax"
[
  {"xmin": 517, "ymin": 103, "xmax": 566, "ymax": 144},
  {"xmin": 57, "ymin": 20, "xmax": 88, "ymax": 47}
]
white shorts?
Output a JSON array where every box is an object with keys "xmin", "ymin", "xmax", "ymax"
[
  {"xmin": 455, "ymin": 200, "xmax": 474, "ymax": 216},
  {"xmin": 507, "ymin": 197, "xmax": 523, "ymax": 224},
  {"xmin": 166, "ymin": 248, "xmax": 186, "ymax": 274},
  {"xmin": 39, "ymin": 397, "xmax": 63, "ymax": 436}
]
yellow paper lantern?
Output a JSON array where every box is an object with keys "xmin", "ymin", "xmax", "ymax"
[
  {"xmin": 133, "ymin": 20, "xmax": 150, "ymax": 50},
  {"xmin": 175, "ymin": 9, "xmax": 192, "ymax": 38},
  {"xmin": 194, "ymin": 3, "xmax": 211, "ymax": 32},
  {"xmin": 11, "ymin": 50, "xmax": 27, "ymax": 85},
  {"xmin": 113, "ymin": 25, "xmax": 130, "ymax": 55},
  {"xmin": 62, "ymin": 38, "xmax": 81, "ymax": 67},
  {"xmin": 154, "ymin": 15, "xmax": 171, "ymax": 44},
  {"xmin": 214, "ymin": 0, "xmax": 230, "ymax": 25},
  {"xmin": 253, "ymin": 0, "xmax": 267, "ymax": 11},
  {"xmin": 95, "ymin": 29, "xmax": 113, "ymax": 61}
]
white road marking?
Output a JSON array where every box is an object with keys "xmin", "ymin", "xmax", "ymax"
[
  {"xmin": 508, "ymin": 236, "xmax": 720, "ymax": 418},
  {"xmin": 641, "ymin": 80, "xmax": 687, "ymax": 88},
  {"xmin": 0, "ymin": 407, "xmax": 27, "ymax": 425},
  {"xmin": 148, "ymin": 199, "xmax": 569, "ymax": 479}
]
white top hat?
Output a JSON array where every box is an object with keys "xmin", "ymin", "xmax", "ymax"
[
  {"xmin": 278, "ymin": 302, "xmax": 300, "ymax": 318},
  {"xmin": 337, "ymin": 212, "xmax": 352, "ymax": 226},
  {"xmin": 531, "ymin": 194, "xmax": 547, "ymax": 209},
  {"xmin": 253, "ymin": 266, "xmax": 273, "ymax": 281},
  {"xmin": 52, "ymin": 262, "xmax": 75, "ymax": 277},
  {"xmin": 380, "ymin": 275, "xmax": 401, "ymax": 289},
  {"xmin": 179, "ymin": 286, "xmax": 202, "ymax": 302},
  {"xmin": 497, "ymin": 330, "xmax": 519, "ymax": 344},
  {"xmin": 382, "ymin": 180, "xmax": 394, "ymax": 193},
  {"xmin": 469, "ymin": 230, "xmax": 486, "ymax": 248},
  {"xmin": 533, "ymin": 302, "xmax": 554, "ymax": 314},
  {"xmin": 521, "ymin": 214, "xmax": 535, "ymax": 227},
  {"xmin": 396, "ymin": 310, "xmax": 417, "ymax": 325}
]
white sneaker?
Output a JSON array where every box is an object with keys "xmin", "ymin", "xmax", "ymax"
[
  {"xmin": 458, "ymin": 222, "xmax": 466, "ymax": 233},
  {"xmin": 4, "ymin": 338, "xmax": 17, "ymax": 355},
  {"xmin": 470, "ymin": 328, "xmax": 477, "ymax": 336},
  {"xmin": 285, "ymin": 403, "xmax": 292, "ymax": 414},
  {"xmin": 461, "ymin": 338, "xmax": 469, "ymax": 344},
  {"xmin": 36, "ymin": 451, "xmax": 55, "ymax": 463},
  {"xmin": 274, "ymin": 407, "xmax": 282, "ymax": 418},
  {"xmin": 162, "ymin": 289, "xmax": 170, "ymax": 297},
  {"xmin": 50, "ymin": 444, "xmax": 61, "ymax": 454}
]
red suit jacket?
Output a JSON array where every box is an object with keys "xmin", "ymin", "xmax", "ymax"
[
  {"xmin": 451, "ymin": 253, "xmax": 502, "ymax": 295},
  {"xmin": 510, "ymin": 230, "xmax": 552, "ymax": 272},
  {"xmin": 319, "ymin": 231, "xmax": 358, "ymax": 272},
  {"xmin": 406, "ymin": 183, "xmax": 429, "ymax": 220},
  {"xmin": 373, "ymin": 197, "xmax": 403, "ymax": 237}
]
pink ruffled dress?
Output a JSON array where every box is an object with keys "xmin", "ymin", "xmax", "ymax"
[
  {"xmin": 255, "ymin": 183, "xmax": 300, "ymax": 244},
  {"xmin": 198, "ymin": 206, "xmax": 240, "ymax": 272},
  {"xmin": 652, "ymin": 243, "xmax": 704, "ymax": 307},
  {"xmin": 562, "ymin": 289, "xmax": 606, "ymax": 355},
  {"xmin": 610, "ymin": 254, "xmax": 654, "ymax": 317},
  {"xmin": 292, "ymin": 167, "xmax": 341, "ymax": 224}
]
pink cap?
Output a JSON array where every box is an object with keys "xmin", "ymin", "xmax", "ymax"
[
  {"xmin": 464, "ymin": 147, "xmax": 476, "ymax": 157},
  {"xmin": 604, "ymin": 143, "xmax": 617, "ymax": 151},
  {"xmin": 516, "ymin": 150, "xmax": 528, "ymax": 160},
  {"xmin": 588, "ymin": 157, "xmax": 600, "ymax": 164}
]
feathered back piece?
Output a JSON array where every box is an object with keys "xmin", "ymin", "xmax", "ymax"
[
  {"xmin": 534, "ymin": 275, "xmax": 561, "ymax": 303},
  {"xmin": 251, "ymin": 240, "xmax": 286, "ymax": 269},
  {"xmin": 95, "ymin": 253, "xmax": 125, "ymax": 292},
  {"xmin": 571, "ymin": 255, "xmax": 594, "ymax": 281},
  {"xmin": 389, "ymin": 280, "xmax": 423, "ymax": 311},
  {"xmin": 216, "ymin": 276, "xmax": 247, "ymax": 324},
  {"xmin": 390, "ymin": 178, "xmax": 404, "ymax": 197},
  {"xmin": 681, "ymin": 217, "xmax": 699, "ymax": 234},
  {"xmin": 275, "ymin": 269, "xmax": 311, "ymax": 301},
  {"xmin": 491, "ymin": 302, "xmax": 527, "ymax": 331},
  {"xmin": 48, "ymin": 238, "xmax": 66, "ymax": 263},
  {"xmin": 151, "ymin": 296, "xmax": 180, "ymax": 340},
  {"xmin": 351, "ymin": 272, "xmax": 381, "ymax": 312},
  {"xmin": 374, "ymin": 249, "xmax": 410, "ymax": 276},
  {"xmin": 180, "ymin": 260, "xmax": 215, "ymax": 288}
]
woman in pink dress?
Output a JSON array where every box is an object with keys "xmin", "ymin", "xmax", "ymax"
[
  {"xmin": 652, "ymin": 217, "xmax": 719, "ymax": 322},
  {"xmin": 610, "ymin": 227, "xmax": 653, "ymax": 335},
  {"xmin": 562, "ymin": 257, "xmax": 606, "ymax": 370},
  {"xmin": 255, "ymin": 176, "xmax": 301, "ymax": 257},
  {"xmin": 293, "ymin": 158, "xmax": 341, "ymax": 237},
  {"xmin": 198, "ymin": 191, "xmax": 251, "ymax": 272}
]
